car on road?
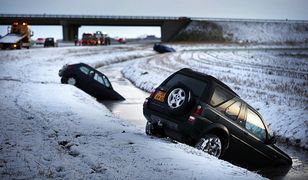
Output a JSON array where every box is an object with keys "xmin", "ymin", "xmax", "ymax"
[
  {"xmin": 143, "ymin": 68, "xmax": 292, "ymax": 169},
  {"xmin": 59, "ymin": 63, "xmax": 124, "ymax": 100},
  {"xmin": 44, "ymin": 37, "xmax": 55, "ymax": 47},
  {"xmin": 117, "ymin": 38, "xmax": 126, "ymax": 44},
  {"xmin": 35, "ymin": 38, "xmax": 45, "ymax": 45},
  {"xmin": 153, "ymin": 43, "xmax": 176, "ymax": 53}
]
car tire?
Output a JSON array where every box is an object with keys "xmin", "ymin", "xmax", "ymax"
[
  {"xmin": 165, "ymin": 84, "xmax": 194, "ymax": 115},
  {"xmin": 195, "ymin": 134, "xmax": 224, "ymax": 158},
  {"xmin": 145, "ymin": 121, "xmax": 165, "ymax": 137},
  {"xmin": 60, "ymin": 77, "xmax": 67, "ymax": 84}
]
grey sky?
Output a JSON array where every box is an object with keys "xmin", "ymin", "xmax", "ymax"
[
  {"xmin": 1, "ymin": 0, "xmax": 308, "ymax": 20},
  {"xmin": 0, "ymin": 0, "xmax": 307, "ymax": 40}
]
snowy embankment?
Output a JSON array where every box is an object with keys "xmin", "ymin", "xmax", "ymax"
[
  {"xmin": 174, "ymin": 20, "xmax": 308, "ymax": 44},
  {"xmin": 0, "ymin": 45, "xmax": 264, "ymax": 179},
  {"xmin": 122, "ymin": 44, "xmax": 308, "ymax": 149}
]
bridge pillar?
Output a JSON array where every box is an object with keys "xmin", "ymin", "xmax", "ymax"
[
  {"xmin": 62, "ymin": 24, "xmax": 80, "ymax": 42},
  {"xmin": 161, "ymin": 18, "xmax": 191, "ymax": 42}
]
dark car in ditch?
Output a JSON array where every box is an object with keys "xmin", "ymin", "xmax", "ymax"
[
  {"xmin": 153, "ymin": 43, "xmax": 176, "ymax": 53},
  {"xmin": 143, "ymin": 68, "xmax": 292, "ymax": 169},
  {"xmin": 59, "ymin": 63, "xmax": 124, "ymax": 100}
]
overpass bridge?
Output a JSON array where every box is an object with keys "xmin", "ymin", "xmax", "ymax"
[{"xmin": 0, "ymin": 14, "xmax": 191, "ymax": 42}]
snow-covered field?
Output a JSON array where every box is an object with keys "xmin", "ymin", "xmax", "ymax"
[
  {"xmin": 122, "ymin": 44, "xmax": 308, "ymax": 149},
  {"xmin": 0, "ymin": 45, "xmax": 264, "ymax": 179}
]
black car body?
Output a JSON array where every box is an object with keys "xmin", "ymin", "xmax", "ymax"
[
  {"xmin": 44, "ymin": 37, "xmax": 55, "ymax": 47},
  {"xmin": 59, "ymin": 63, "xmax": 124, "ymax": 100},
  {"xmin": 153, "ymin": 43, "xmax": 176, "ymax": 53},
  {"xmin": 143, "ymin": 68, "xmax": 292, "ymax": 169}
]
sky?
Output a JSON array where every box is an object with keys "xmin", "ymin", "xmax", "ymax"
[{"xmin": 0, "ymin": 0, "xmax": 307, "ymax": 40}]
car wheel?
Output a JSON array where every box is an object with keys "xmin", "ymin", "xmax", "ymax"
[
  {"xmin": 145, "ymin": 121, "xmax": 165, "ymax": 137},
  {"xmin": 195, "ymin": 134, "xmax": 223, "ymax": 158},
  {"xmin": 67, "ymin": 77, "xmax": 77, "ymax": 86},
  {"xmin": 145, "ymin": 121, "xmax": 155, "ymax": 135},
  {"xmin": 60, "ymin": 77, "xmax": 67, "ymax": 84},
  {"xmin": 165, "ymin": 84, "xmax": 194, "ymax": 115}
]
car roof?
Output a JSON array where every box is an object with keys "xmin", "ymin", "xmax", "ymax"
[
  {"xmin": 78, "ymin": 62, "xmax": 94, "ymax": 69},
  {"xmin": 76, "ymin": 63, "xmax": 108, "ymax": 76},
  {"xmin": 178, "ymin": 68, "xmax": 239, "ymax": 97}
]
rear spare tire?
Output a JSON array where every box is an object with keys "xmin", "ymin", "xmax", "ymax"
[{"xmin": 165, "ymin": 84, "xmax": 194, "ymax": 115}]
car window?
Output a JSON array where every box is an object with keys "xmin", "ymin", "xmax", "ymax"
[
  {"xmin": 225, "ymin": 101, "xmax": 241, "ymax": 121},
  {"xmin": 102, "ymin": 75, "xmax": 111, "ymax": 88},
  {"xmin": 164, "ymin": 74, "xmax": 207, "ymax": 97},
  {"xmin": 94, "ymin": 73, "xmax": 106, "ymax": 86},
  {"xmin": 210, "ymin": 86, "xmax": 233, "ymax": 106},
  {"xmin": 245, "ymin": 108, "xmax": 266, "ymax": 141},
  {"xmin": 79, "ymin": 66, "xmax": 90, "ymax": 75}
]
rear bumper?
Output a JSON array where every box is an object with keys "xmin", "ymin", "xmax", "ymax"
[
  {"xmin": 143, "ymin": 106, "xmax": 198, "ymax": 142},
  {"xmin": 143, "ymin": 106, "xmax": 178, "ymax": 130}
]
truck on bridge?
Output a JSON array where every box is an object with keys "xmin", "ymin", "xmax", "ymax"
[{"xmin": 0, "ymin": 22, "xmax": 33, "ymax": 50}]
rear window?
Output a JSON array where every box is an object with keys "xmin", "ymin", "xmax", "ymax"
[
  {"xmin": 79, "ymin": 66, "xmax": 90, "ymax": 75},
  {"xmin": 46, "ymin": 38, "xmax": 54, "ymax": 42},
  {"xmin": 164, "ymin": 73, "xmax": 207, "ymax": 97},
  {"xmin": 210, "ymin": 86, "xmax": 234, "ymax": 106}
]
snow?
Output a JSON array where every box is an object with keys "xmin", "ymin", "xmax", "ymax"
[
  {"xmin": 122, "ymin": 44, "xmax": 308, "ymax": 149},
  {"xmin": 0, "ymin": 45, "xmax": 264, "ymax": 179},
  {"xmin": 0, "ymin": 34, "xmax": 24, "ymax": 43},
  {"xmin": 216, "ymin": 21, "xmax": 308, "ymax": 44},
  {"xmin": 176, "ymin": 20, "xmax": 308, "ymax": 44}
]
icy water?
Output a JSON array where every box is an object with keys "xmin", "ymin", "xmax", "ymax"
[
  {"xmin": 98, "ymin": 61, "xmax": 149, "ymax": 129},
  {"xmin": 271, "ymin": 143, "xmax": 308, "ymax": 179},
  {"xmin": 98, "ymin": 60, "xmax": 308, "ymax": 180}
]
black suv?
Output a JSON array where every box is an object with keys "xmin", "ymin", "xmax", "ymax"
[{"xmin": 143, "ymin": 68, "xmax": 292, "ymax": 169}]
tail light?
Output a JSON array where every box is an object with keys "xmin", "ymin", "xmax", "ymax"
[
  {"xmin": 149, "ymin": 89, "xmax": 155, "ymax": 98},
  {"xmin": 194, "ymin": 105, "xmax": 202, "ymax": 116},
  {"xmin": 188, "ymin": 105, "xmax": 202, "ymax": 125},
  {"xmin": 66, "ymin": 64, "xmax": 72, "ymax": 71},
  {"xmin": 144, "ymin": 89, "xmax": 155, "ymax": 107}
]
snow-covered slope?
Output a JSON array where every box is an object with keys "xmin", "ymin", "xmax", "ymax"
[
  {"xmin": 0, "ymin": 45, "xmax": 264, "ymax": 179},
  {"xmin": 122, "ymin": 44, "xmax": 308, "ymax": 149},
  {"xmin": 175, "ymin": 20, "xmax": 308, "ymax": 44}
]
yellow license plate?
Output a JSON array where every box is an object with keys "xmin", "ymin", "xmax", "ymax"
[{"xmin": 154, "ymin": 91, "xmax": 166, "ymax": 102}]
